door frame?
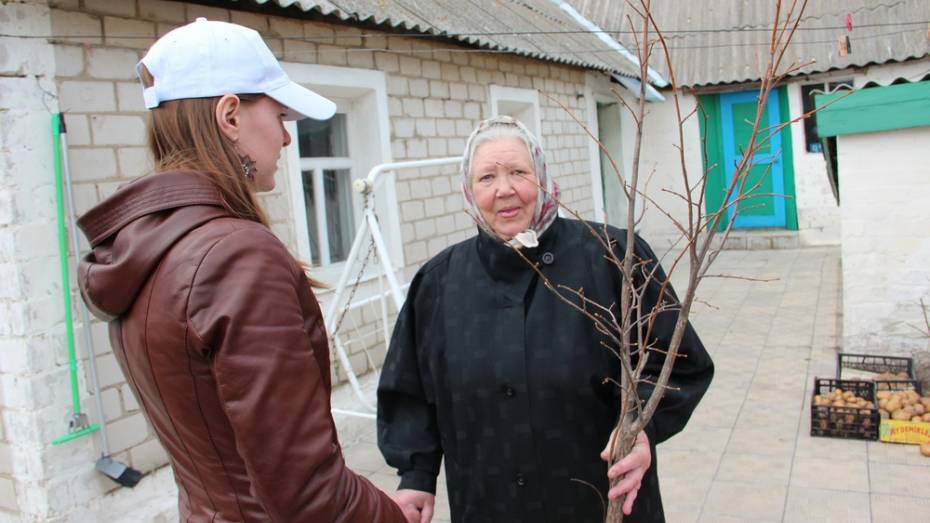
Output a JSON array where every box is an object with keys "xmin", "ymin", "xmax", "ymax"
[{"xmin": 698, "ymin": 86, "xmax": 798, "ymax": 231}]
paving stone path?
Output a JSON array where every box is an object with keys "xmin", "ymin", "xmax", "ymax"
[{"xmin": 334, "ymin": 247, "xmax": 930, "ymax": 522}]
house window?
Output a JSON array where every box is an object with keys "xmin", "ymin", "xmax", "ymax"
[
  {"xmin": 296, "ymin": 114, "xmax": 354, "ymax": 265},
  {"xmin": 802, "ymin": 80, "xmax": 852, "ymax": 153},
  {"xmin": 282, "ymin": 63, "xmax": 400, "ymax": 284},
  {"xmin": 489, "ymin": 85, "xmax": 541, "ymax": 136}
]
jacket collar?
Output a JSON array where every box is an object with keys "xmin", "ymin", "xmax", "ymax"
[{"xmin": 78, "ymin": 170, "xmax": 226, "ymax": 247}]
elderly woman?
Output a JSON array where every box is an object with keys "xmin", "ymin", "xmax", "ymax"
[{"xmin": 377, "ymin": 116, "xmax": 714, "ymax": 522}]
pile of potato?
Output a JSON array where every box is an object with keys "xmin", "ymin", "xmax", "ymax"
[
  {"xmin": 874, "ymin": 371, "xmax": 911, "ymax": 381},
  {"xmin": 877, "ymin": 390, "xmax": 930, "ymax": 422},
  {"xmin": 813, "ymin": 388, "xmax": 875, "ymax": 409}
]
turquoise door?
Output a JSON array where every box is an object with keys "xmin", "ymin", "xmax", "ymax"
[{"xmin": 720, "ymin": 90, "xmax": 786, "ymax": 228}]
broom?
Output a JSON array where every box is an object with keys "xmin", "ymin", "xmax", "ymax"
[{"xmin": 51, "ymin": 113, "xmax": 143, "ymax": 488}]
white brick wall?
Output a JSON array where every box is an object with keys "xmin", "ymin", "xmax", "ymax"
[{"xmin": 838, "ymin": 126, "xmax": 930, "ymax": 355}]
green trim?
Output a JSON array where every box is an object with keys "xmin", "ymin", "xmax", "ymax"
[
  {"xmin": 815, "ymin": 81, "xmax": 930, "ymax": 137},
  {"xmin": 777, "ymin": 87, "xmax": 798, "ymax": 231},
  {"xmin": 699, "ymin": 87, "xmax": 798, "ymax": 231},
  {"xmin": 698, "ymin": 94, "xmax": 726, "ymax": 232}
]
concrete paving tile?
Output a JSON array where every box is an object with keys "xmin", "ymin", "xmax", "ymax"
[
  {"xmin": 342, "ymin": 440, "xmax": 390, "ymax": 474},
  {"xmin": 664, "ymin": 504, "xmax": 700, "ymax": 523},
  {"xmin": 871, "ymin": 493, "xmax": 930, "ymax": 523},
  {"xmin": 726, "ymin": 428, "xmax": 796, "ymax": 458},
  {"xmin": 661, "ymin": 425, "xmax": 732, "ymax": 457},
  {"xmin": 660, "ymin": 475, "xmax": 713, "ymax": 511},
  {"xmin": 717, "ymin": 451, "xmax": 792, "ymax": 486},
  {"xmin": 868, "ymin": 441, "xmax": 930, "ymax": 466},
  {"xmin": 790, "ymin": 456, "xmax": 870, "ymax": 493},
  {"xmin": 702, "ymin": 480, "xmax": 786, "ymax": 520},
  {"xmin": 733, "ymin": 417, "xmax": 800, "ymax": 437},
  {"xmin": 794, "ymin": 433, "xmax": 868, "ymax": 461},
  {"xmin": 658, "ymin": 448, "xmax": 720, "ymax": 486},
  {"xmin": 688, "ymin": 396, "xmax": 743, "ymax": 429},
  {"xmin": 869, "ymin": 462, "xmax": 930, "ymax": 497},
  {"xmin": 783, "ymin": 486, "xmax": 870, "ymax": 523}
]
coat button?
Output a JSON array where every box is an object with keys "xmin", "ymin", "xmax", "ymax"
[
  {"xmin": 516, "ymin": 473, "xmax": 526, "ymax": 487},
  {"xmin": 502, "ymin": 384, "xmax": 516, "ymax": 397},
  {"xmin": 541, "ymin": 252, "xmax": 555, "ymax": 265}
]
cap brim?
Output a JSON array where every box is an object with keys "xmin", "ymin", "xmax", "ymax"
[{"xmin": 266, "ymin": 81, "xmax": 337, "ymax": 121}]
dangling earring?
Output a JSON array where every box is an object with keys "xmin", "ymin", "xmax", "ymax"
[{"xmin": 239, "ymin": 154, "xmax": 256, "ymax": 182}]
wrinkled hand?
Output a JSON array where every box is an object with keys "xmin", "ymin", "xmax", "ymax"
[
  {"xmin": 394, "ymin": 489, "xmax": 435, "ymax": 523},
  {"xmin": 600, "ymin": 430, "xmax": 651, "ymax": 516}
]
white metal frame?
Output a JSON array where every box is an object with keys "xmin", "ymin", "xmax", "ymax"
[{"xmin": 327, "ymin": 156, "xmax": 461, "ymax": 419}]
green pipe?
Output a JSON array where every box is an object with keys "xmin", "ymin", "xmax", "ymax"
[{"xmin": 51, "ymin": 113, "xmax": 99, "ymax": 445}]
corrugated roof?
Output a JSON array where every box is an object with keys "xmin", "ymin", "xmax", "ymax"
[
  {"xmin": 569, "ymin": 0, "xmax": 930, "ymax": 87},
  {"xmin": 239, "ymin": 0, "xmax": 643, "ymax": 77}
]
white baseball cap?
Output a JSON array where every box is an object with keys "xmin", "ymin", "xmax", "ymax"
[{"xmin": 138, "ymin": 18, "xmax": 336, "ymax": 121}]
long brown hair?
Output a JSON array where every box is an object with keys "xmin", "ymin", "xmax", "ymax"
[
  {"xmin": 140, "ymin": 66, "xmax": 324, "ymax": 287},
  {"xmin": 140, "ymin": 65, "xmax": 269, "ymax": 226}
]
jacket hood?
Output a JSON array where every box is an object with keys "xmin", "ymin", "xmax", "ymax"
[{"xmin": 76, "ymin": 171, "xmax": 230, "ymax": 320}]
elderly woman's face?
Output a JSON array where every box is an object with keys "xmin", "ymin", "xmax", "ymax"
[{"xmin": 470, "ymin": 137, "xmax": 538, "ymax": 240}]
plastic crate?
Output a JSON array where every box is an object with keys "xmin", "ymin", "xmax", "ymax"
[
  {"xmin": 810, "ymin": 378, "xmax": 879, "ymax": 440},
  {"xmin": 835, "ymin": 353, "xmax": 921, "ymax": 394}
]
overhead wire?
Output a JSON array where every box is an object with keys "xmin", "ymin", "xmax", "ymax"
[{"xmin": 5, "ymin": 20, "xmax": 928, "ymax": 41}]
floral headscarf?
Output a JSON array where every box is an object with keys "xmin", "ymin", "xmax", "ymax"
[{"xmin": 461, "ymin": 116, "xmax": 560, "ymax": 248}]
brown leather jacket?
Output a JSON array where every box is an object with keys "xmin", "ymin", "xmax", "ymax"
[{"xmin": 77, "ymin": 171, "xmax": 406, "ymax": 523}]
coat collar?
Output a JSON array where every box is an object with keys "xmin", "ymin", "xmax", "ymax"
[{"xmin": 475, "ymin": 217, "xmax": 562, "ymax": 281}]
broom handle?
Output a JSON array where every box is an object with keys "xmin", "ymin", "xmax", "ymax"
[
  {"xmin": 58, "ymin": 114, "xmax": 111, "ymax": 456},
  {"xmin": 52, "ymin": 114, "xmax": 82, "ymax": 417}
]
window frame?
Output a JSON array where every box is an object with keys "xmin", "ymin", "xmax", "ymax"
[
  {"xmin": 281, "ymin": 62, "xmax": 400, "ymax": 286},
  {"xmin": 801, "ymin": 79, "xmax": 853, "ymax": 154},
  {"xmin": 488, "ymin": 85, "xmax": 542, "ymax": 137}
]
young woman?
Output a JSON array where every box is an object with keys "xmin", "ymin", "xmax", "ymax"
[{"xmin": 77, "ymin": 19, "xmax": 411, "ymax": 523}]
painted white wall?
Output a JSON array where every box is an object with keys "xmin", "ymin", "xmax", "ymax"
[
  {"xmin": 785, "ymin": 82, "xmax": 842, "ymax": 246},
  {"xmin": 582, "ymin": 72, "xmax": 707, "ymax": 255},
  {"xmin": 634, "ymin": 93, "xmax": 705, "ymax": 253},
  {"xmin": 838, "ymin": 126, "xmax": 930, "ymax": 355}
]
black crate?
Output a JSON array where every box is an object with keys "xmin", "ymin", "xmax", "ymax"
[
  {"xmin": 810, "ymin": 378, "xmax": 879, "ymax": 440},
  {"xmin": 835, "ymin": 353, "xmax": 921, "ymax": 394}
]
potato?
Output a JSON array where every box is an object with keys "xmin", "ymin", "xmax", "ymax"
[
  {"xmin": 832, "ymin": 400, "xmax": 846, "ymax": 407},
  {"xmin": 880, "ymin": 410, "xmax": 890, "ymax": 420},
  {"xmin": 877, "ymin": 391, "xmax": 892, "ymax": 401},
  {"xmin": 885, "ymin": 398, "xmax": 903, "ymax": 413},
  {"xmin": 913, "ymin": 404, "xmax": 925, "ymax": 415},
  {"xmin": 922, "ymin": 413, "xmax": 930, "ymax": 422},
  {"xmin": 912, "ymin": 416, "xmax": 923, "ymax": 422},
  {"xmin": 892, "ymin": 409, "xmax": 912, "ymax": 421},
  {"xmin": 921, "ymin": 444, "xmax": 930, "ymax": 458}
]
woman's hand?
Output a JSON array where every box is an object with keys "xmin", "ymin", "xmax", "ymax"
[
  {"xmin": 599, "ymin": 430, "xmax": 651, "ymax": 515},
  {"xmin": 394, "ymin": 489, "xmax": 435, "ymax": 523}
]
